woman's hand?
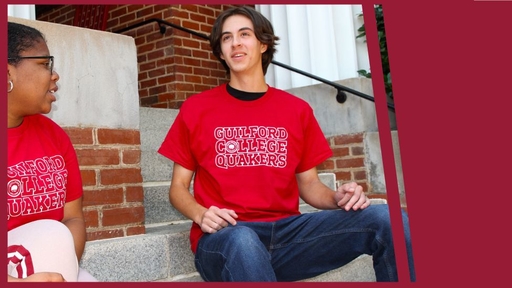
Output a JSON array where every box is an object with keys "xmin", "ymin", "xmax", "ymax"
[{"xmin": 8, "ymin": 272, "xmax": 66, "ymax": 282}]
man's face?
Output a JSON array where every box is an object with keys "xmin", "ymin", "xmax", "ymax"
[{"xmin": 219, "ymin": 14, "xmax": 267, "ymax": 77}]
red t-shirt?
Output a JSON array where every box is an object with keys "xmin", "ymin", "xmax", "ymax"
[
  {"xmin": 7, "ymin": 114, "xmax": 83, "ymax": 231},
  {"xmin": 158, "ymin": 84, "xmax": 333, "ymax": 253}
]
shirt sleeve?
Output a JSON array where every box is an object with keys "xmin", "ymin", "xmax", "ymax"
[
  {"xmin": 157, "ymin": 108, "xmax": 198, "ymax": 171},
  {"xmin": 295, "ymin": 105, "xmax": 333, "ymax": 173}
]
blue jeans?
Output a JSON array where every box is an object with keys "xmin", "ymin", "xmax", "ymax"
[{"xmin": 194, "ymin": 204, "xmax": 415, "ymax": 282}]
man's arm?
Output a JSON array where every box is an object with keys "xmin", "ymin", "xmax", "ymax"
[
  {"xmin": 169, "ymin": 163, "xmax": 207, "ymax": 225},
  {"xmin": 296, "ymin": 167, "xmax": 370, "ymax": 211},
  {"xmin": 169, "ymin": 163, "xmax": 237, "ymax": 233}
]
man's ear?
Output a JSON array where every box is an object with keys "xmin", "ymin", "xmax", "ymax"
[{"xmin": 261, "ymin": 44, "xmax": 268, "ymax": 54}]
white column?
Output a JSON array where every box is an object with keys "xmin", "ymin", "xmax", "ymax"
[
  {"xmin": 257, "ymin": 4, "xmax": 369, "ymax": 91},
  {"xmin": 8, "ymin": 5, "xmax": 36, "ymax": 20}
]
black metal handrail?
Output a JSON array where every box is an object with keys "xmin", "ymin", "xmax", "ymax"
[{"xmin": 114, "ymin": 18, "xmax": 395, "ymax": 112}]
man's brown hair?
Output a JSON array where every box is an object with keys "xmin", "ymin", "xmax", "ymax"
[{"xmin": 209, "ymin": 6, "xmax": 279, "ymax": 76}]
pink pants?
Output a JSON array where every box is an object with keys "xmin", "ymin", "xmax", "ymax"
[{"xmin": 7, "ymin": 219, "xmax": 97, "ymax": 282}]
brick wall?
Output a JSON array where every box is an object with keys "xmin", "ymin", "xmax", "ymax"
[
  {"xmin": 36, "ymin": 5, "xmax": 75, "ymax": 25},
  {"xmin": 318, "ymin": 133, "xmax": 371, "ymax": 192},
  {"xmin": 109, "ymin": 4, "xmax": 236, "ymax": 109},
  {"xmin": 63, "ymin": 127, "xmax": 144, "ymax": 241}
]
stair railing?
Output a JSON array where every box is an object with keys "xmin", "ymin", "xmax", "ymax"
[{"xmin": 114, "ymin": 18, "xmax": 395, "ymax": 112}]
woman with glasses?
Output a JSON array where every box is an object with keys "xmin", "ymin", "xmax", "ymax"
[{"xmin": 7, "ymin": 21, "xmax": 96, "ymax": 282}]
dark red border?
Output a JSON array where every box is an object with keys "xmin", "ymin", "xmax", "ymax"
[{"xmin": 5, "ymin": 0, "xmax": 512, "ymax": 287}]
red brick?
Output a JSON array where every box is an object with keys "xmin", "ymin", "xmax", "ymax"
[
  {"xmin": 317, "ymin": 159, "xmax": 335, "ymax": 170},
  {"xmin": 158, "ymin": 92, "xmax": 177, "ymax": 102},
  {"xmin": 126, "ymin": 225, "xmax": 146, "ymax": 236},
  {"xmin": 119, "ymin": 12, "xmax": 136, "ymax": 23},
  {"xmin": 80, "ymin": 169, "xmax": 97, "ymax": 187},
  {"xmin": 175, "ymin": 65, "xmax": 193, "ymax": 74},
  {"xmin": 97, "ymin": 129, "xmax": 140, "ymax": 145},
  {"xmin": 100, "ymin": 168, "xmax": 143, "ymax": 185},
  {"xmin": 126, "ymin": 186, "xmax": 144, "ymax": 203},
  {"xmin": 333, "ymin": 133, "xmax": 364, "ymax": 145},
  {"xmin": 197, "ymin": 6, "xmax": 215, "ymax": 17},
  {"xmin": 76, "ymin": 148, "xmax": 120, "ymax": 166},
  {"xmin": 148, "ymin": 67, "xmax": 166, "ymax": 78},
  {"xmin": 83, "ymin": 209, "xmax": 99, "ymax": 228},
  {"xmin": 185, "ymin": 75, "xmax": 202, "ymax": 84},
  {"xmin": 181, "ymin": 20, "xmax": 199, "ymax": 31},
  {"xmin": 149, "ymin": 85, "xmax": 167, "ymax": 95},
  {"xmin": 183, "ymin": 57, "xmax": 201, "ymax": 67},
  {"xmin": 146, "ymin": 31, "xmax": 166, "ymax": 43},
  {"xmin": 201, "ymin": 77, "xmax": 217, "ymax": 86},
  {"xmin": 351, "ymin": 146, "xmax": 365, "ymax": 156},
  {"xmin": 335, "ymin": 158, "xmax": 365, "ymax": 169},
  {"xmin": 122, "ymin": 149, "xmax": 141, "ymax": 165},
  {"xmin": 102, "ymin": 206, "xmax": 145, "ymax": 226},
  {"xmin": 87, "ymin": 229, "xmax": 124, "ymax": 241},
  {"xmin": 140, "ymin": 78, "xmax": 157, "ymax": 89},
  {"xmin": 176, "ymin": 83, "xmax": 195, "ymax": 92},
  {"xmin": 110, "ymin": 5, "xmax": 129, "ymax": 18},
  {"xmin": 137, "ymin": 43, "xmax": 156, "ymax": 54},
  {"xmin": 140, "ymin": 61, "xmax": 157, "ymax": 72},
  {"xmin": 193, "ymin": 67, "xmax": 211, "ymax": 77},
  {"xmin": 331, "ymin": 147, "xmax": 350, "ymax": 157},
  {"xmin": 334, "ymin": 171, "xmax": 352, "ymax": 181},
  {"xmin": 191, "ymin": 50, "xmax": 210, "ymax": 59},
  {"xmin": 63, "ymin": 127, "xmax": 94, "ymax": 145},
  {"xmin": 353, "ymin": 170, "xmax": 367, "ymax": 180},
  {"xmin": 147, "ymin": 49, "xmax": 165, "ymax": 61},
  {"xmin": 83, "ymin": 188, "xmax": 124, "ymax": 206}
]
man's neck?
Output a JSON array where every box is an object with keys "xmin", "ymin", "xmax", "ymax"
[{"xmin": 229, "ymin": 73, "xmax": 268, "ymax": 93}]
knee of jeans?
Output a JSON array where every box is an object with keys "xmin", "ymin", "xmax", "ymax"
[
  {"xmin": 371, "ymin": 205, "xmax": 413, "ymax": 239},
  {"xmin": 367, "ymin": 205, "xmax": 393, "ymax": 230},
  {"xmin": 224, "ymin": 226, "xmax": 260, "ymax": 246}
]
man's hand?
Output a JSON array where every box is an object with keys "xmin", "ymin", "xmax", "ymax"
[
  {"xmin": 200, "ymin": 206, "xmax": 238, "ymax": 234},
  {"xmin": 335, "ymin": 182, "xmax": 371, "ymax": 211}
]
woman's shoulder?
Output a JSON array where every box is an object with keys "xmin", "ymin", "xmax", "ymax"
[
  {"xmin": 27, "ymin": 114, "xmax": 63, "ymax": 129},
  {"xmin": 26, "ymin": 114, "xmax": 70, "ymax": 140}
]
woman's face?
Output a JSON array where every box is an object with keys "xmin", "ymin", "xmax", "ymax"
[{"xmin": 8, "ymin": 39, "xmax": 60, "ymax": 123}]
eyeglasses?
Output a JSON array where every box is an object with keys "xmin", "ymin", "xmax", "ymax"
[{"xmin": 8, "ymin": 56, "xmax": 54, "ymax": 75}]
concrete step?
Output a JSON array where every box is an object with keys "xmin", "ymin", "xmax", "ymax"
[{"xmin": 80, "ymin": 221, "xmax": 194, "ymax": 282}]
